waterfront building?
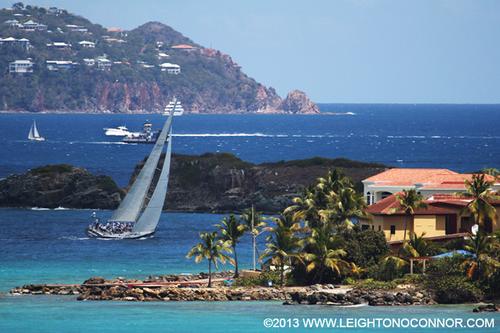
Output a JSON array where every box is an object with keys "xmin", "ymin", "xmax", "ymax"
[
  {"xmin": 363, "ymin": 193, "xmax": 500, "ymax": 244},
  {"xmin": 46, "ymin": 42, "xmax": 71, "ymax": 50},
  {"xmin": 362, "ymin": 168, "xmax": 499, "ymax": 205},
  {"xmin": 19, "ymin": 20, "xmax": 47, "ymax": 31}
]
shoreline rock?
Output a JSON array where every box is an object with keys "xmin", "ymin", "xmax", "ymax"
[{"xmin": 9, "ymin": 277, "xmax": 436, "ymax": 306}]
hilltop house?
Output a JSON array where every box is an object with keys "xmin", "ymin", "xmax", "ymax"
[
  {"xmin": 46, "ymin": 60, "xmax": 77, "ymax": 71},
  {"xmin": 4, "ymin": 19, "xmax": 19, "ymax": 27},
  {"xmin": 78, "ymin": 40, "xmax": 95, "ymax": 48},
  {"xmin": 159, "ymin": 62, "xmax": 181, "ymax": 74},
  {"xmin": 46, "ymin": 42, "xmax": 71, "ymax": 50},
  {"xmin": 18, "ymin": 20, "xmax": 47, "ymax": 31},
  {"xmin": 363, "ymin": 193, "xmax": 500, "ymax": 244},
  {"xmin": 83, "ymin": 58, "xmax": 95, "ymax": 66},
  {"xmin": 96, "ymin": 57, "xmax": 111, "ymax": 71},
  {"xmin": 65, "ymin": 24, "xmax": 88, "ymax": 33},
  {"xmin": 0, "ymin": 37, "xmax": 30, "ymax": 49},
  {"xmin": 171, "ymin": 44, "xmax": 195, "ymax": 51},
  {"xmin": 9, "ymin": 59, "xmax": 34, "ymax": 73},
  {"xmin": 362, "ymin": 168, "xmax": 499, "ymax": 205},
  {"xmin": 48, "ymin": 7, "xmax": 64, "ymax": 15}
]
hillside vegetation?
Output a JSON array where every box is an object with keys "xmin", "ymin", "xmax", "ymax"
[{"xmin": 0, "ymin": 3, "xmax": 318, "ymax": 114}]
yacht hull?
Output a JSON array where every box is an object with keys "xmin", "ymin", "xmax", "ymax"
[{"xmin": 87, "ymin": 227, "xmax": 154, "ymax": 239}]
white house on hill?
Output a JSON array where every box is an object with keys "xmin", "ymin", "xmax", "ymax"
[
  {"xmin": 9, "ymin": 59, "xmax": 34, "ymax": 73},
  {"xmin": 78, "ymin": 40, "xmax": 95, "ymax": 48},
  {"xmin": 159, "ymin": 62, "xmax": 181, "ymax": 74}
]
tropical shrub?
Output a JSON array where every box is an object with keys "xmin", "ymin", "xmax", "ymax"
[
  {"xmin": 426, "ymin": 275, "xmax": 483, "ymax": 304},
  {"xmin": 233, "ymin": 271, "xmax": 281, "ymax": 287}
]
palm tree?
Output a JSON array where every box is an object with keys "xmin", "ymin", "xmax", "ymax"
[
  {"xmin": 395, "ymin": 189, "xmax": 427, "ymax": 243},
  {"xmin": 303, "ymin": 225, "xmax": 351, "ymax": 283},
  {"xmin": 316, "ymin": 169, "xmax": 350, "ymax": 197},
  {"xmin": 186, "ymin": 231, "xmax": 232, "ymax": 287},
  {"xmin": 261, "ymin": 215, "xmax": 302, "ymax": 285},
  {"xmin": 216, "ymin": 215, "xmax": 246, "ymax": 277},
  {"xmin": 462, "ymin": 174, "xmax": 497, "ymax": 233},
  {"xmin": 284, "ymin": 186, "xmax": 321, "ymax": 226},
  {"xmin": 240, "ymin": 206, "xmax": 266, "ymax": 270},
  {"xmin": 462, "ymin": 231, "xmax": 500, "ymax": 280},
  {"xmin": 402, "ymin": 233, "xmax": 432, "ymax": 258},
  {"xmin": 319, "ymin": 187, "xmax": 369, "ymax": 230}
]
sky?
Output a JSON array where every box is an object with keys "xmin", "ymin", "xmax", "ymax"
[{"xmin": 2, "ymin": 0, "xmax": 500, "ymax": 103}]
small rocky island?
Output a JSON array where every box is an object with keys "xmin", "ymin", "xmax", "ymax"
[
  {"xmin": 0, "ymin": 154, "xmax": 387, "ymax": 212},
  {"xmin": 0, "ymin": 164, "xmax": 123, "ymax": 209}
]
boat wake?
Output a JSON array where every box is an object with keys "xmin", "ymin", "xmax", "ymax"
[{"xmin": 59, "ymin": 236, "xmax": 90, "ymax": 241}]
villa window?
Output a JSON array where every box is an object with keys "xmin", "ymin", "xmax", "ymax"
[
  {"xmin": 381, "ymin": 191, "xmax": 392, "ymax": 200},
  {"xmin": 366, "ymin": 192, "xmax": 371, "ymax": 205},
  {"xmin": 378, "ymin": 225, "xmax": 381, "ymax": 231},
  {"xmin": 361, "ymin": 224, "xmax": 369, "ymax": 231},
  {"xmin": 390, "ymin": 225, "xmax": 396, "ymax": 235}
]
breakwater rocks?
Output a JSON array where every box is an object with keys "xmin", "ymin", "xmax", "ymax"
[
  {"xmin": 286, "ymin": 285, "xmax": 436, "ymax": 306},
  {"xmin": 10, "ymin": 279, "xmax": 436, "ymax": 306}
]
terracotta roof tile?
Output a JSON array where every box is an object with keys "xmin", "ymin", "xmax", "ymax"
[{"xmin": 366, "ymin": 193, "xmax": 459, "ymax": 215}]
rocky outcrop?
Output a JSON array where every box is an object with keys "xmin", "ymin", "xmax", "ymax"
[
  {"xmin": 0, "ymin": 155, "xmax": 386, "ymax": 211},
  {"xmin": 11, "ymin": 279, "xmax": 436, "ymax": 305},
  {"xmin": 286, "ymin": 286, "xmax": 436, "ymax": 306},
  {"xmin": 135, "ymin": 153, "xmax": 388, "ymax": 213},
  {"xmin": 281, "ymin": 90, "xmax": 320, "ymax": 114},
  {"xmin": 0, "ymin": 164, "xmax": 123, "ymax": 209},
  {"xmin": 473, "ymin": 304, "xmax": 499, "ymax": 312}
]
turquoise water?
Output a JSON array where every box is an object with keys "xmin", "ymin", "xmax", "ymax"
[
  {"xmin": 1, "ymin": 297, "xmax": 498, "ymax": 333},
  {"xmin": 0, "ymin": 208, "xmax": 499, "ymax": 332},
  {"xmin": 1, "ymin": 106, "xmax": 500, "ymax": 332}
]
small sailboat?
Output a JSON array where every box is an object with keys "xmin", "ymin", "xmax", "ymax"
[
  {"xmin": 28, "ymin": 121, "xmax": 45, "ymax": 141},
  {"xmin": 87, "ymin": 110, "xmax": 174, "ymax": 239},
  {"xmin": 164, "ymin": 97, "xmax": 184, "ymax": 116}
]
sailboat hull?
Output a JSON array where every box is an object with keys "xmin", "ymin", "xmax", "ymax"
[{"xmin": 87, "ymin": 227, "xmax": 154, "ymax": 239}]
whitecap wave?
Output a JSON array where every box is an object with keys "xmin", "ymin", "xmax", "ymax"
[
  {"xmin": 30, "ymin": 207, "xmax": 50, "ymax": 211},
  {"xmin": 54, "ymin": 206, "xmax": 69, "ymax": 210}
]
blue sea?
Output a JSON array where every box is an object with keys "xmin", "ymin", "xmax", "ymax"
[{"xmin": 0, "ymin": 104, "xmax": 499, "ymax": 332}]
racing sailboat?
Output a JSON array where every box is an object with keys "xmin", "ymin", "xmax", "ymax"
[
  {"xmin": 28, "ymin": 120, "xmax": 45, "ymax": 141},
  {"xmin": 87, "ymin": 111, "xmax": 174, "ymax": 239}
]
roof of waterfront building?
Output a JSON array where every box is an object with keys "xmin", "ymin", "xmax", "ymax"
[{"xmin": 363, "ymin": 168, "xmax": 497, "ymax": 189}]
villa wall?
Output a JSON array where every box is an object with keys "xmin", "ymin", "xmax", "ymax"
[{"xmin": 413, "ymin": 215, "xmax": 445, "ymax": 237}]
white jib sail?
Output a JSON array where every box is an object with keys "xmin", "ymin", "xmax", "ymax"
[
  {"xmin": 132, "ymin": 130, "xmax": 172, "ymax": 235},
  {"xmin": 109, "ymin": 114, "xmax": 173, "ymax": 223}
]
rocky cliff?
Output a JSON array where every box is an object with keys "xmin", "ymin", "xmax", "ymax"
[
  {"xmin": 0, "ymin": 5, "xmax": 317, "ymax": 114},
  {"xmin": 0, "ymin": 164, "xmax": 123, "ymax": 209},
  {"xmin": 0, "ymin": 155, "xmax": 387, "ymax": 212},
  {"xmin": 132, "ymin": 153, "xmax": 387, "ymax": 213}
]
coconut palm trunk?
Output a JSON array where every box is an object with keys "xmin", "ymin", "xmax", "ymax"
[
  {"xmin": 233, "ymin": 245, "xmax": 239, "ymax": 277},
  {"xmin": 208, "ymin": 260, "xmax": 212, "ymax": 287}
]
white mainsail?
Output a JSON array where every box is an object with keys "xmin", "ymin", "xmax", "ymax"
[
  {"xmin": 28, "ymin": 124, "xmax": 35, "ymax": 140},
  {"xmin": 132, "ymin": 130, "xmax": 172, "ymax": 235},
  {"xmin": 109, "ymin": 113, "xmax": 173, "ymax": 223},
  {"xmin": 33, "ymin": 121, "xmax": 40, "ymax": 138}
]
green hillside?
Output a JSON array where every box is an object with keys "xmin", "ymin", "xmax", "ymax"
[{"xmin": 0, "ymin": 3, "xmax": 313, "ymax": 113}]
